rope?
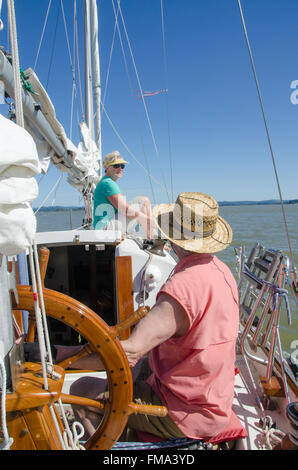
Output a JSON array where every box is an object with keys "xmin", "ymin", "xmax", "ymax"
[
  {"xmin": 0, "ymin": 357, "xmax": 14, "ymax": 450},
  {"xmin": 258, "ymin": 415, "xmax": 286, "ymax": 450},
  {"xmin": 63, "ymin": 421, "xmax": 85, "ymax": 450},
  {"xmin": 27, "ymin": 245, "xmax": 49, "ymax": 390},
  {"xmin": 33, "ymin": 240, "xmax": 54, "ymax": 366},
  {"xmin": 7, "ymin": 0, "xmax": 24, "ymax": 127},
  {"xmin": 49, "ymin": 404, "xmax": 66, "ymax": 450},
  {"xmin": 237, "ymin": 0, "xmax": 297, "ymax": 282},
  {"xmin": 3, "ymin": 1, "xmax": 86, "ymax": 450},
  {"xmin": 58, "ymin": 399, "xmax": 85, "ymax": 450},
  {"xmin": 28, "ymin": 245, "xmax": 84, "ymax": 448}
]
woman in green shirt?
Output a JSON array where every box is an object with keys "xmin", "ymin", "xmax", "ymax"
[{"xmin": 93, "ymin": 151, "xmax": 156, "ymax": 239}]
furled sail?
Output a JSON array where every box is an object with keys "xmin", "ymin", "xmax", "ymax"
[
  {"xmin": 0, "ymin": 113, "xmax": 40, "ymax": 255},
  {"xmin": 0, "ymin": 50, "xmax": 100, "ymax": 196},
  {"xmin": 22, "ymin": 67, "xmax": 101, "ymax": 192}
]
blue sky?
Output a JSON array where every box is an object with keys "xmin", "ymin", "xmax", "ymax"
[{"xmin": 1, "ymin": 0, "xmax": 298, "ymax": 207}]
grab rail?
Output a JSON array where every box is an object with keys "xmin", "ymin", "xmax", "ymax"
[{"xmin": 238, "ymin": 245, "xmax": 292, "ymax": 403}]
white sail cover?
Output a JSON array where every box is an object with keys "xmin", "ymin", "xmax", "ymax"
[
  {"xmin": 0, "ymin": 114, "xmax": 40, "ymax": 255},
  {"xmin": 24, "ymin": 68, "xmax": 100, "ymax": 192}
]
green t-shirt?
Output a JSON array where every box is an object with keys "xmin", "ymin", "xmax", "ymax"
[{"xmin": 93, "ymin": 176, "xmax": 121, "ymax": 229}]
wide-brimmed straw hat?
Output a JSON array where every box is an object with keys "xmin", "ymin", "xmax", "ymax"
[
  {"xmin": 103, "ymin": 150, "xmax": 128, "ymax": 169},
  {"xmin": 152, "ymin": 192, "xmax": 232, "ymax": 253}
]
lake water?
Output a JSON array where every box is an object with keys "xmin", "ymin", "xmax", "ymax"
[{"xmin": 36, "ymin": 204, "xmax": 298, "ymax": 354}]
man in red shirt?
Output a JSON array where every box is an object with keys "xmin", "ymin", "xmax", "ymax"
[{"xmin": 69, "ymin": 192, "xmax": 239, "ymax": 442}]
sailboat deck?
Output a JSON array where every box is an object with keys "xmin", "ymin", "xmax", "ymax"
[
  {"xmin": 60, "ymin": 354, "xmax": 292, "ymax": 451},
  {"xmin": 234, "ymin": 355, "xmax": 291, "ymax": 450}
]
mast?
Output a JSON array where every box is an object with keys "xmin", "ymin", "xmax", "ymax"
[
  {"xmin": 83, "ymin": 0, "xmax": 102, "ymax": 225},
  {"xmin": 84, "ymin": 0, "xmax": 94, "ymax": 140},
  {"xmin": 90, "ymin": 0, "xmax": 102, "ymax": 177}
]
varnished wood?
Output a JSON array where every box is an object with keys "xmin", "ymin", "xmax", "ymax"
[
  {"xmin": 38, "ymin": 246, "xmax": 50, "ymax": 286},
  {"xmin": 13, "ymin": 285, "xmax": 132, "ymax": 450},
  {"xmin": 115, "ymin": 256, "xmax": 134, "ymax": 340},
  {"xmin": 60, "ymin": 393, "xmax": 105, "ymax": 411},
  {"xmin": 293, "ymin": 280, "xmax": 298, "ymax": 298},
  {"xmin": 259, "ymin": 375, "xmax": 285, "ymax": 397},
  {"xmin": 60, "ymin": 392, "xmax": 168, "ymax": 418},
  {"xmin": 273, "ymin": 433, "xmax": 298, "ymax": 450},
  {"xmin": 12, "ymin": 285, "xmax": 167, "ymax": 450},
  {"xmin": 6, "ymin": 363, "xmax": 65, "ymax": 450},
  {"xmin": 12, "ymin": 286, "xmax": 167, "ymax": 449},
  {"xmin": 19, "ymin": 405, "xmax": 63, "ymax": 450},
  {"xmin": 6, "ymin": 362, "xmax": 65, "ymax": 412},
  {"xmin": 56, "ymin": 343, "xmax": 97, "ymax": 369},
  {"xmin": 8, "ymin": 260, "xmax": 23, "ymax": 335},
  {"xmin": 25, "ymin": 246, "xmax": 50, "ymax": 341},
  {"xmin": 110, "ymin": 306, "xmax": 149, "ymax": 339},
  {"xmin": 26, "ymin": 312, "xmax": 36, "ymax": 342},
  {"xmin": 127, "ymin": 402, "xmax": 168, "ymax": 417},
  {"xmin": 9, "ymin": 244, "xmax": 167, "ymax": 450},
  {"xmin": 6, "ymin": 412, "xmax": 37, "ymax": 450}
]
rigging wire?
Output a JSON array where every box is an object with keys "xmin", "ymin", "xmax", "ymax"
[
  {"xmin": 237, "ymin": 0, "xmax": 297, "ymax": 282},
  {"xmin": 34, "ymin": 173, "xmax": 63, "ymax": 215},
  {"xmin": 116, "ymin": 0, "xmax": 171, "ymax": 203},
  {"xmin": 101, "ymin": 100, "xmax": 168, "ymax": 193},
  {"xmin": 33, "ymin": 0, "xmax": 52, "ymax": 71},
  {"xmin": 160, "ymin": 0, "xmax": 174, "ymax": 202},
  {"xmin": 60, "ymin": 0, "xmax": 72, "ymax": 67},
  {"xmin": 45, "ymin": 0, "xmax": 60, "ymax": 91},
  {"xmin": 102, "ymin": 1, "xmax": 119, "ymax": 106},
  {"xmin": 109, "ymin": 0, "xmax": 156, "ymax": 203},
  {"xmin": 60, "ymin": 0, "xmax": 81, "ymax": 137}
]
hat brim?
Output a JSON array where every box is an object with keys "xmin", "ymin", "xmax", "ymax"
[
  {"xmin": 104, "ymin": 158, "xmax": 129, "ymax": 168},
  {"xmin": 152, "ymin": 203, "xmax": 232, "ymax": 253}
]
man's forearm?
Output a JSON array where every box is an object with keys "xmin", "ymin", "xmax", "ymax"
[{"xmin": 120, "ymin": 296, "xmax": 185, "ymax": 367}]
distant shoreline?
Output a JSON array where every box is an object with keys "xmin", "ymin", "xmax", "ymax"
[{"xmin": 33, "ymin": 199, "xmax": 298, "ymax": 211}]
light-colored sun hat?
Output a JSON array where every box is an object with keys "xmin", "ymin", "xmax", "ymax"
[
  {"xmin": 103, "ymin": 150, "xmax": 128, "ymax": 169},
  {"xmin": 152, "ymin": 192, "xmax": 232, "ymax": 253}
]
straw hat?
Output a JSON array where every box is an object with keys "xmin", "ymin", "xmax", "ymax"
[
  {"xmin": 103, "ymin": 150, "xmax": 128, "ymax": 169},
  {"xmin": 152, "ymin": 192, "xmax": 232, "ymax": 253}
]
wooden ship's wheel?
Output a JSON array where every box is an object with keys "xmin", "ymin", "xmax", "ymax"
[{"xmin": 7, "ymin": 247, "xmax": 167, "ymax": 450}]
